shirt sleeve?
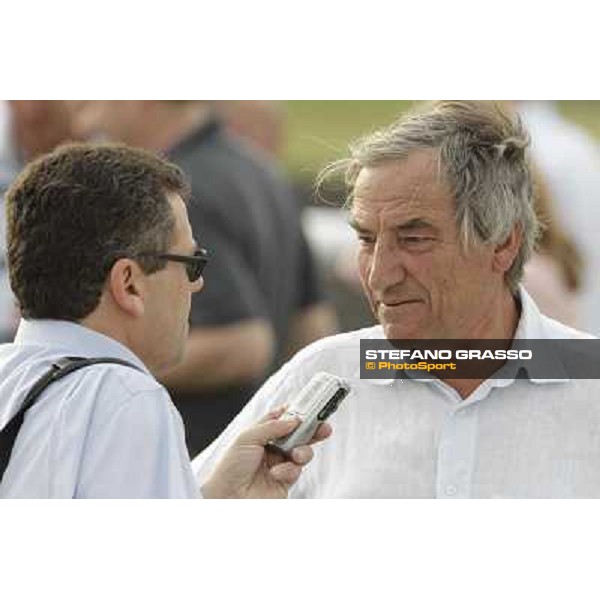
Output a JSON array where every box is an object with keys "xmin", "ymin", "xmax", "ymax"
[
  {"xmin": 294, "ymin": 229, "xmax": 327, "ymax": 310},
  {"xmin": 76, "ymin": 388, "xmax": 199, "ymax": 499}
]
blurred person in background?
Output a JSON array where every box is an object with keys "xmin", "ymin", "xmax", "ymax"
[
  {"xmin": 0, "ymin": 100, "xmax": 79, "ymax": 342},
  {"xmin": 518, "ymin": 101, "xmax": 600, "ymax": 335},
  {"xmin": 214, "ymin": 100, "xmax": 286, "ymax": 158},
  {"xmin": 73, "ymin": 100, "xmax": 337, "ymax": 456},
  {"xmin": 522, "ymin": 171, "xmax": 583, "ymax": 327},
  {"xmin": 214, "ymin": 101, "xmax": 370, "ymax": 331}
]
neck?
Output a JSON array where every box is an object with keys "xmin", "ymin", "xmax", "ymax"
[
  {"xmin": 460, "ymin": 287, "xmax": 520, "ymax": 340},
  {"xmin": 442, "ymin": 288, "xmax": 520, "ymax": 399},
  {"xmin": 79, "ymin": 310, "xmax": 133, "ymax": 353}
]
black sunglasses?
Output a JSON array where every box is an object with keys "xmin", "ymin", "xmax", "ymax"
[
  {"xmin": 161, "ymin": 248, "xmax": 208, "ymax": 282},
  {"xmin": 138, "ymin": 248, "xmax": 209, "ymax": 282}
]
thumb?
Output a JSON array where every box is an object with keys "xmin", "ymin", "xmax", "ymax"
[
  {"xmin": 236, "ymin": 416, "xmax": 301, "ymax": 447},
  {"xmin": 256, "ymin": 405, "xmax": 288, "ymax": 424}
]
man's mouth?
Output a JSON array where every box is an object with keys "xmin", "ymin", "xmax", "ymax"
[
  {"xmin": 377, "ymin": 299, "xmax": 424, "ymax": 318},
  {"xmin": 380, "ymin": 299, "xmax": 423, "ymax": 308}
]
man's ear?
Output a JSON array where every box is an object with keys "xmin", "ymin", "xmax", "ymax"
[
  {"xmin": 492, "ymin": 225, "xmax": 523, "ymax": 275},
  {"xmin": 108, "ymin": 258, "xmax": 146, "ymax": 318}
]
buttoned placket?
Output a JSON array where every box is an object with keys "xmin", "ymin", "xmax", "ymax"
[{"xmin": 411, "ymin": 376, "xmax": 518, "ymax": 499}]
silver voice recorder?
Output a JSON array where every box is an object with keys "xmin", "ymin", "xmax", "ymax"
[{"xmin": 268, "ymin": 371, "xmax": 350, "ymax": 455}]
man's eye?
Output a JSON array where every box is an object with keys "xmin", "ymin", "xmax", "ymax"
[
  {"xmin": 399, "ymin": 236, "xmax": 435, "ymax": 249},
  {"xmin": 358, "ymin": 235, "xmax": 375, "ymax": 245},
  {"xmin": 401, "ymin": 236, "xmax": 431, "ymax": 244}
]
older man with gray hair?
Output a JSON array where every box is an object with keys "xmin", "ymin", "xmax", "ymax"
[{"xmin": 192, "ymin": 101, "xmax": 600, "ymax": 498}]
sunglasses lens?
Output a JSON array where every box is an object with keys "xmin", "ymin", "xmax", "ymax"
[
  {"xmin": 187, "ymin": 255, "xmax": 207, "ymax": 282},
  {"xmin": 187, "ymin": 264, "xmax": 198, "ymax": 282}
]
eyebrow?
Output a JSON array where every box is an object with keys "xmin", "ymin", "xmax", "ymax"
[
  {"xmin": 397, "ymin": 218, "xmax": 436, "ymax": 232},
  {"xmin": 348, "ymin": 218, "xmax": 369, "ymax": 234},
  {"xmin": 348, "ymin": 217, "xmax": 436, "ymax": 233}
]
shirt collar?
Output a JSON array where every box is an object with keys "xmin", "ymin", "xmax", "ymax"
[
  {"xmin": 512, "ymin": 287, "xmax": 569, "ymax": 383},
  {"xmin": 14, "ymin": 319, "xmax": 151, "ymax": 376}
]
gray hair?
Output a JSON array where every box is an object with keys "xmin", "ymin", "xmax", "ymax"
[{"xmin": 318, "ymin": 101, "xmax": 539, "ymax": 291}]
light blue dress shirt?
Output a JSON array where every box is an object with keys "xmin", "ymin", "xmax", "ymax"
[
  {"xmin": 0, "ymin": 319, "xmax": 199, "ymax": 498},
  {"xmin": 194, "ymin": 288, "xmax": 600, "ymax": 498}
]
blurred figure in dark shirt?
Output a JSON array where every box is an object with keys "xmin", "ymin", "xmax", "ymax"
[{"xmin": 74, "ymin": 100, "xmax": 337, "ymax": 455}]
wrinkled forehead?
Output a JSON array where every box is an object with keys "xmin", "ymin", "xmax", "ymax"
[{"xmin": 350, "ymin": 150, "xmax": 456, "ymax": 224}]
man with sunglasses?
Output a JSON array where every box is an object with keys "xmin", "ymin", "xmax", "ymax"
[
  {"xmin": 0, "ymin": 143, "xmax": 330, "ymax": 498},
  {"xmin": 72, "ymin": 101, "xmax": 337, "ymax": 456}
]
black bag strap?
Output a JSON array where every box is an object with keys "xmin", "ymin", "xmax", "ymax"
[{"xmin": 0, "ymin": 356, "xmax": 142, "ymax": 483}]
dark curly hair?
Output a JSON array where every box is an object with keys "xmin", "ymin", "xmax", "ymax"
[{"xmin": 5, "ymin": 142, "xmax": 190, "ymax": 320}]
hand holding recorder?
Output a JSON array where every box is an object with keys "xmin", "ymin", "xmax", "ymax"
[{"xmin": 201, "ymin": 372, "xmax": 349, "ymax": 499}]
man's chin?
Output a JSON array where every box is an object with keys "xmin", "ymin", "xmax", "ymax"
[{"xmin": 383, "ymin": 323, "xmax": 428, "ymax": 341}]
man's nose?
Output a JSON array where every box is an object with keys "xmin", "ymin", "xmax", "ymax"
[{"xmin": 368, "ymin": 236, "xmax": 406, "ymax": 293}]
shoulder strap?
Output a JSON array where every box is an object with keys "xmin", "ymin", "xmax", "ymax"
[{"xmin": 0, "ymin": 357, "xmax": 142, "ymax": 483}]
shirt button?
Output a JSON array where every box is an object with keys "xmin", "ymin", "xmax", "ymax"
[{"xmin": 445, "ymin": 485, "xmax": 457, "ymax": 497}]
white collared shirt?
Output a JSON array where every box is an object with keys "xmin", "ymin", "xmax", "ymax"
[
  {"xmin": 193, "ymin": 288, "xmax": 600, "ymax": 498},
  {"xmin": 0, "ymin": 320, "xmax": 198, "ymax": 498}
]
